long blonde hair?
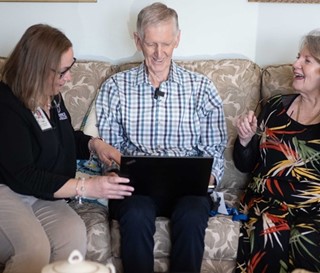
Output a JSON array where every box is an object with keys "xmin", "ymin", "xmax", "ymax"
[{"xmin": 2, "ymin": 24, "xmax": 72, "ymax": 111}]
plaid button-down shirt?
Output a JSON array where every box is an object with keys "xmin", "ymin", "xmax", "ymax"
[{"xmin": 96, "ymin": 61, "xmax": 227, "ymax": 184}]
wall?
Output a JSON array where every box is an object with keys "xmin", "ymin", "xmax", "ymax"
[
  {"xmin": 0, "ymin": 0, "xmax": 319, "ymax": 67},
  {"xmin": 255, "ymin": 3, "xmax": 320, "ymax": 65}
]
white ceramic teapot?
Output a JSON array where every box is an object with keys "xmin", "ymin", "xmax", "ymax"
[{"xmin": 41, "ymin": 250, "xmax": 116, "ymax": 273}]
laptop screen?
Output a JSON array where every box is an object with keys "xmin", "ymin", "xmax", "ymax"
[{"xmin": 120, "ymin": 155, "xmax": 213, "ymax": 198}]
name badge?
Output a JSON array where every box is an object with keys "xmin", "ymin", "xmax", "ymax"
[
  {"xmin": 58, "ymin": 112, "xmax": 68, "ymax": 120},
  {"xmin": 33, "ymin": 107, "xmax": 52, "ymax": 131}
]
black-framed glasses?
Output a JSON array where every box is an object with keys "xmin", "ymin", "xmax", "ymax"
[
  {"xmin": 253, "ymin": 97, "xmax": 294, "ymax": 137},
  {"xmin": 52, "ymin": 57, "xmax": 76, "ymax": 79},
  {"xmin": 253, "ymin": 98, "xmax": 267, "ymax": 116},
  {"xmin": 252, "ymin": 98, "xmax": 268, "ymax": 136}
]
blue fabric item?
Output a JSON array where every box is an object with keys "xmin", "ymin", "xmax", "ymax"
[
  {"xmin": 76, "ymin": 157, "xmax": 110, "ymax": 207},
  {"xmin": 76, "ymin": 156, "xmax": 102, "ymax": 175},
  {"xmin": 209, "ymin": 206, "xmax": 248, "ymax": 221}
]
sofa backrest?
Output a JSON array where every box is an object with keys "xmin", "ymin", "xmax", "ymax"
[
  {"xmin": 60, "ymin": 61, "xmax": 116, "ymax": 130},
  {"xmin": 179, "ymin": 60, "xmax": 261, "ymax": 200},
  {"xmin": 261, "ymin": 64, "xmax": 295, "ymax": 100}
]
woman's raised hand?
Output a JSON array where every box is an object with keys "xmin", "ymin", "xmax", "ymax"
[{"xmin": 236, "ymin": 110, "xmax": 258, "ymax": 147}]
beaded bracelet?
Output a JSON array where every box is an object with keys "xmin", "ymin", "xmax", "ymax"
[{"xmin": 75, "ymin": 177, "xmax": 86, "ymax": 204}]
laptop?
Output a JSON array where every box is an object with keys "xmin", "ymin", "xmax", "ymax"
[{"xmin": 120, "ymin": 155, "xmax": 213, "ymax": 198}]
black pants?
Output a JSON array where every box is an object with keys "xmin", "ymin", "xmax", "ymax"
[{"xmin": 109, "ymin": 195, "xmax": 211, "ymax": 273}]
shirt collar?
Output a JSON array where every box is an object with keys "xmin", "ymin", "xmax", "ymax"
[{"xmin": 135, "ymin": 60, "xmax": 183, "ymax": 87}]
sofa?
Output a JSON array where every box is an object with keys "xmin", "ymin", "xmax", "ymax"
[{"xmin": 0, "ymin": 57, "xmax": 294, "ymax": 273}]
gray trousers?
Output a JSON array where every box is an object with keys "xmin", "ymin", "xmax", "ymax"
[{"xmin": 0, "ymin": 185, "xmax": 87, "ymax": 273}]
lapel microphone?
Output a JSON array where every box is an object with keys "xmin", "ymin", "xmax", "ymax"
[{"xmin": 154, "ymin": 88, "xmax": 165, "ymax": 99}]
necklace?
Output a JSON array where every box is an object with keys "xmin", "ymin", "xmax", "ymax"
[
  {"xmin": 42, "ymin": 97, "xmax": 52, "ymax": 110},
  {"xmin": 39, "ymin": 98, "xmax": 52, "ymax": 117},
  {"xmin": 296, "ymin": 96, "xmax": 320, "ymax": 125}
]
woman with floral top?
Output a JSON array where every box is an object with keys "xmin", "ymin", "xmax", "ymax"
[{"xmin": 234, "ymin": 29, "xmax": 320, "ymax": 273}]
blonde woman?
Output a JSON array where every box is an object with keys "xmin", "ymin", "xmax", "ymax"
[
  {"xmin": 0, "ymin": 24, "xmax": 133, "ymax": 273},
  {"xmin": 234, "ymin": 29, "xmax": 320, "ymax": 273}
]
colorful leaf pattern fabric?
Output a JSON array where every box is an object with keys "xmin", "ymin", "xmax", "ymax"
[{"xmin": 235, "ymin": 94, "xmax": 320, "ymax": 273}]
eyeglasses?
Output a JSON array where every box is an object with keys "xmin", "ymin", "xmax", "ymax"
[
  {"xmin": 52, "ymin": 57, "xmax": 76, "ymax": 79},
  {"xmin": 253, "ymin": 98, "xmax": 267, "ymax": 116},
  {"xmin": 253, "ymin": 97, "xmax": 293, "ymax": 137},
  {"xmin": 252, "ymin": 98, "xmax": 269, "ymax": 136}
]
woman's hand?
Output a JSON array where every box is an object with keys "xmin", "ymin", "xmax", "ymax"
[
  {"xmin": 236, "ymin": 110, "xmax": 257, "ymax": 147},
  {"xmin": 54, "ymin": 175, "xmax": 134, "ymax": 200},
  {"xmin": 86, "ymin": 175, "xmax": 134, "ymax": 199},
  {"xmin": 89, "ymin": 138, "xmax": 121, "ymax": 165}
]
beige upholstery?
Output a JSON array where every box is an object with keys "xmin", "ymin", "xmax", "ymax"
[
  {"xmin": 261, "ymin": 63, "xmax": 295, "ymax": 99},
  {"xmin": 61, "ymin": 61, "xmax": 116, "ymax": 130},
  {"xmin": 0, "ymin": 57, "xmax": 294, "ymax": 273}
]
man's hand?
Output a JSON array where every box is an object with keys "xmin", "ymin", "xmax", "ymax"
[
  {"xmin": 209, "ymin": 175, "xmax": 216, "ymax": 187},
  {"xmin": 89, "ymin": 138, "xmax": 121, "ymax": 165}
]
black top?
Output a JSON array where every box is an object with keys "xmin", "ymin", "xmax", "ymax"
[
  {"xmin": 232, "ymin": 94, "xmax": 299, "ymax": 173},
  {"xmin": 0, "ymin": 81, "xmax": 91, "ymax": 200}
]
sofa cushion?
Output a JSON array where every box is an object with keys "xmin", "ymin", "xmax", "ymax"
[
  {"xmin": 111, "ymin": 256, "xmax": 236, "ymax": 273},
  {"xmin": 68, "ymin": 200, "xmax": 112, "ymax": 264},
  {"xmin": 176, "ymin": 60, "xmax": 260, "ymax": 206},
  {"xmin": 60, "ymin": 61, "xmax": 115, "ymax": 130},
  {"xmin": 261, "ymin": 64, "xmax": 295, "ymax": 101},
  {"xmin": 110, "ymin": 215, "xmax": 240, "ymax": 262},
  {"xmin": 182, "ymin": 59, "xmax": 261, "ymax": 204}
]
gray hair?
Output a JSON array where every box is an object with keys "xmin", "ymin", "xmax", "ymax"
[
  {"xmin": 136, "ymin": 2, "xmax": 180, "ymax": 39},
  {"xmin": 300, "ymin": 28, "xmax": 320, "ymax": 63}
]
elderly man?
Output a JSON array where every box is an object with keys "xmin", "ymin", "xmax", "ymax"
[{"xmin": 96, "ymin": 2, "xmax": 227, "ymax": 273}]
